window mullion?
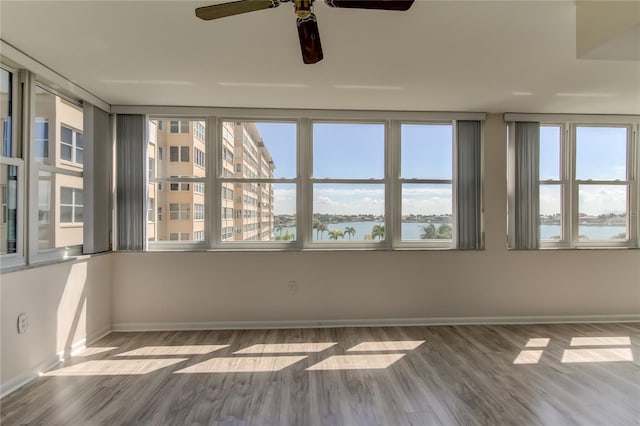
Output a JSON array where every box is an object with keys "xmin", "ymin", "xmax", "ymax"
[
  {"xmin": 566, "ymin": 123, "xmax": 577, "ymax": 245},
  {"xmin": 207, "ymin": 116, "xmax": 218, "ymax": 249},
  {"xmin": 299, "ymin": 118, "xmax": 311, "ymax": 249},
  {"xmin": 387, "ymin": 120, "xmax": 400, "ymax": 249}
]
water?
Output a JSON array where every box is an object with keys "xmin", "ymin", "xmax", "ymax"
[
  {"xmin": 276, "ymin": 222, "xmax": 627, "ymax": 241},
  {"xmin": 541, "ymin": 224, "xmax": 626, "ymax": 240}
]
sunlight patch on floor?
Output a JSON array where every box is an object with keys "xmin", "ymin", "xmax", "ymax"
[
  {"xmin": 570, "ymin": 337, "xmax": 631, "ymax": 347},
  {"xmin": 45, "ymin": 359, "xmax": 188, "ymax": 376},
  {"xmin": 306, "ymin": 354, "xmax": 405, "ymax": 370},
  {"xmin": 174, "ymin": 356, "xmax": 308, "ymax": 373},
  {"xmin": 347, "ymin": 341, "xmax": 425, "ymax": 352},
  {"xmin": 525, "ymin": 338, "xmax": 550, "ymax": 348},
  {"xmin": 234, "ymin": 343, "xmax": 336, "ymax": 354},
  {"xmin": 561, "ymin": 348, "xmax": 633, "ymax": 363},
  {"xmin": 513, "ymin": 350, "xmax": 544, "ymax": 364},
  {"xmin": 116, "ymin": 345, "xmax": 229, "ymax": 356},
  {"xmin": 72, "ymin": 347, "xmax": 119, "ymax": 357}
]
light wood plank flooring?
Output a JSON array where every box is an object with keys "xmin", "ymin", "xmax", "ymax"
[{"xmin": 2, "ymin": 323, "xmax": 639, "ymax": 425}]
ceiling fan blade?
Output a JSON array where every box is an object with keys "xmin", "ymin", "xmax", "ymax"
[
  {"xmin": 324, "ymin": 0, "xmax": 414, "ymax": 11},
  {"xmin": 297, "ymin": 13, "xmax": 323, "ymax": 64},
  {"xmin": 196, "ymin": 0, "xmax": 279, "ymax": 21}
]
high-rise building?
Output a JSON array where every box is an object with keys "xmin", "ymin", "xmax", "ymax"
[{"xmin": 148, "ymin": 120, "xmax": 275, "ymax": 243}]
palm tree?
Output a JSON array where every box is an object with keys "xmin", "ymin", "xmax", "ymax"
[
  {"xmin": 328, "ymin": 229, "xmax": 344, "ymax": 240},
  {"xmin": 344, "ymin": 226, "xmax": 356, "ymax": 240},
  {"xmin": 313, "ymin": 221, "xmax": 327, "ymax": 240},
  {"xmin": 317, "ymin": 223, "xmax": 328, "ymax": 240},
  {"xmin": 371, "ymin": 224, "xmax": 385, "ymax": 240},
  {"xmin": 420, "ymin": 224, "xmax": 437, "ymax": 239},
  {"xmin": 275, "ymin": 225, "xmax": 283, "ymax": 237},
  {"xmin": 437, "ymin": 224, "xmax": 453, "ymax": 239}
]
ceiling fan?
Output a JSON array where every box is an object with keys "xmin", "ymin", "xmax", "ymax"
[{"xmin": 195, "ymin": 0, "xmax": 415, "ymax": 64}]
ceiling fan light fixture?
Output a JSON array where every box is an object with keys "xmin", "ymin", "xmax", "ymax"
[{"xmin": 297, "ymin": 13, "xmax": 324, "ymax": 64}]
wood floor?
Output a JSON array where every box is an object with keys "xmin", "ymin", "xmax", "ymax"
[{"xmin": 2, "ymin": 323, "xmax": 639, "ymax": 425}]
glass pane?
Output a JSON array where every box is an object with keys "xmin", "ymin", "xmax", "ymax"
[
  {"xmin": 180, "ymin": 146, "xmax": 190, "ymax": 162},
  {"xmin": 61, "ymin": 144, "xmax": 72, "ymax": 161},
  {"xmin": 313, "ymin": 123, "xmax": 384, "ymax": 179},
  {"xmin": 401, "ymin": 183, "xmax": 453, "ymax": 240},
  {"xmin": 540, "ymin": 184, "xmax": 562, "ymax": 240},
  {"xmin": 0, "ymin": 163, "xmax": 18, "ymax": 254},
  {"xmin": 313, "ymin": 183, "xmax": 384, "ymax": 241},
  {"xmin": 60, "ymin": 206, "xmax": 73, "ymax": 223},
  {"xmin": 60, "ymin": 187, "xmax": 73, "ymax": 204},
  {"xmin": 401, "ymin": 124, "xmax": 452, "ymax": 179},
  {"xmin": 221, "ymin": 182, "xmax": 289, "ymax": 242},
  {"xmin": 61, "ymin": 126, "xmax": 72, "ymax": 143},
  {"xmin": 35, "ymin": 86, "xmax": 83, "ymax": 169},
  {"xmin": 39, "ymin": 173, "xmax": 83, "ymax": 249},
  {"xmin": 1, "ymin": 68, "xmax": 12, "ymax": 157},
  {"xmin": 578, "ymin": 185, "xmax": 627, "ymax": 240},
  {"xmin": 149, "ymin": 180, "xmax": 204, "ymax": 242},
  {"xmin": 540, "ymin": 126, "xmax": 560, "ymax": 180},
  {"xmin": 74, "ymin": 206, "xmax": 84, "ymax": 223},
  {"xmin": 34, "ymin": 119, "xmax": 49, "ymax": 161},
  {"xmin": 220, "ymin": 121, "xmax": 291, "ymax": 179},
  {"xmin": 38, "ymin": 171, "xmax": 52, "ymax": 249},
  {"xmin": 576, "ymin": 127, "xmax": 627, "ymax": 180},
  {"xmin": 254, "ymin": 122, "xmax": 297, "ymax": 179},
  {"xmin": 76, "ymin": 132, "xmax": 83, "ymax": 148},
  {"xmin": 150, "ymin": 119, "xmax": 205, "ymax": 180},
  {"xmin": 75, "ymin": 148, "xmax": 83, "ymax": 165}
]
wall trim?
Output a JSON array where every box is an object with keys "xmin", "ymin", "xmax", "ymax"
[
  {"xmin": 112, "ymin": 314, "xmax": 640, "ymax": 332},
  {"xmin": 0, "ymin": 325, "xmax": 112, "ymax": 399}
]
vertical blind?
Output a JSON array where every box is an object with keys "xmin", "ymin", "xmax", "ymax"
[
  {"xmin": 514, "ymin": 121, "xmax": 540, "ymax": 249},
  {"xmin": 116, "ymin": 114, "xmax": 146, "ymax": 250},
  {"xmin": 456, "ymin": 120, "xmax": 483, "ymax": 249}
]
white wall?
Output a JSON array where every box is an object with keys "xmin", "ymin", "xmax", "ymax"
[
  {"xmin": 1, "ymin": 254, "xmax": 112, "ymax": 396},
  {"xmin": 111, "ymin": 115, "xmax": 640, "ymax": 328}
]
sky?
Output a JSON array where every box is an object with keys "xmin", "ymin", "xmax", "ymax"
[
  {"xmin": 540, "ymin": 126, "xmax": 627, "ymax": 216},
  {"xmin": 255, "ymin": 122, "xmax": 627, "ymax": 217},
  {"xmin": 255, "ymin": 122, "xmax": 454, "ymax": 216}
]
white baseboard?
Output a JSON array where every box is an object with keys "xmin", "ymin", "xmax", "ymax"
[
  {"xmin": 111, "ymin": 314, "xmax": 640, "ymax": 332},
  {"xmin": 0, "ymin": 325, "xmax": 112, "ymax": 400}
]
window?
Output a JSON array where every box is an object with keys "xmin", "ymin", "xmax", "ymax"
[
  {"xmin": 0, "ymin": 67, "xmax": 19, "ymax": 258},
  {"xmin": 60, "ymin": 187, "xmax": 83, "ymax": 224},
  {"xmin": 158, "ymin": 147, "xmax": 163, "ymax": 161},
  {"xmin": 194, "ymin": 203, "xmax": 205, "ymax": 221},
  {"xmin": 220, "ymin": 121, "xmax": 296, "ymax": 243},
  {"xmin": 312, "ymin": 122, "xmax": 384, "ymax": 242},
  {"xmin": 170, "ymin": 120, "xmax": 190, "ymax": 134},
  {"xmin": 194, "ymin": 147, "xmax": 205, "ymax": 168},
  {"xmin": 194, "ymin": 121, "xmax": 205, "ymax": 141},
  {"xmin": 169, "ymin": 203, "xmax": 190, "ymax": 220},
  {"xmin": 400, "ymin": 124, "xmax": 453, "ymax": 244},
  {"xmin": 510, "ymin": 118, "xmax": 638, "ymax": 248},
  {"xmin": 145, "ymin": 114, "xmax": 481, "ymax": 250},
  {"xmin": 34, "ymin": 86, "xmax": 84, "ymax": 251},
  {"xmin": 60, "ymin": 125, "xmax": 83, "ymax": 165}
]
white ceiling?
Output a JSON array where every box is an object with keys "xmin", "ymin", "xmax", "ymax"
[{"xmin": 1, "ymin": 0, "xmax": 638, "ymax": 114}]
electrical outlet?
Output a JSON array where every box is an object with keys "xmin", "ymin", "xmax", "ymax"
[
  {"xmin": 288, "ymin": 280, "xmax": 298, "ymax": 295},
  {"xmin": 17, "ymin": 312, "xmax": 29, "ymax": 334}
]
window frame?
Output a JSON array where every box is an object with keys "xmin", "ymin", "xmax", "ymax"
[
  {"xmin": 28, "ymin": 81, "xmax": 85, "ymax": 264},
  {"xmin": 140, "ymin": 110, "xmax": 485, "ymax": 252},
  {"xmin": 0, "ymin": 64, "xmax": 25, "ymax": 268},
  {"xmin": 395, "ymin": 121, "xmax": 457, "ymax": 249},
  {"xmin": 59, "ymin": 124, "xmax": 83, "ymax": 165},
  {"xmin": 147, "ymin": 117, "xmax": 208, "ymax": 250}
]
